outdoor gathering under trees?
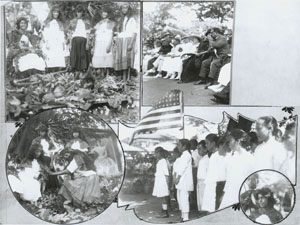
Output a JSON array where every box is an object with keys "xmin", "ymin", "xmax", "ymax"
[{"xmin": 143, "ymin": 2, "xmax": 234, "ymax": 105}]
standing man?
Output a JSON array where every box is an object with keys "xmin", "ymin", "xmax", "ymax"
[{"xmin": 195, "ymin": 28, "xmax": 231, "ymax": 88}]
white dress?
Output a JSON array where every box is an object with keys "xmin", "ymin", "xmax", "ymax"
[
  {"xmin": 92, "ymin": 19, "xmax": 114, "ymax": 68},
  {"xmin": 8, "ymin": 159, "xmax": 42, "ymax": 202},
  {"xmin": 152, "ymin": 158, "xmax": 170, "ymax": 197},
  {"xmin": 161, "ymin": 44, "xmax": 184, "ymax": 73},
  {"xmin": 42, "ymin": 19, "xmax": 66, "ymax": 68},
  {"xmin": 220, "ymin": 148, "xmax": 254, "ymax": 209}
]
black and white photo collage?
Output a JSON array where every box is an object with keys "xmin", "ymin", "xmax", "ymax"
[{"xmin": 0, "ymin": 1, "xmax": 300, "ymax": 225}]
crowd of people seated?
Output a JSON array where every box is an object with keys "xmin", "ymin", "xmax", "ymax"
[{"xmin": 143, "ymin": 27, "xmax": 232, "ymax": 104}]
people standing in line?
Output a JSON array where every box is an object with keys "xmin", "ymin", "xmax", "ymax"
[
  {"xmin": 196, "ymin": 140, "xmax": 209, "ymax": 212},
  {"xmin": 175, "ymin": 139, "xmax": 193, "ymax": 222},
  {"xmin": 201, "ymin": 133, "xmax": 226, "ymax": 212},
  {"xmin": 152, "ymin": 147, "xmax": 170, "ymax": 218},
  {"xmin": 220, "ymin": 130, "xmax": 254, "ymax": 209}
]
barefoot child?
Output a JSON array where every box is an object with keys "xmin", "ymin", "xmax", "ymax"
[{"xmin": 152, "ymin": 147, "xmax": 170, "ymax": 218}]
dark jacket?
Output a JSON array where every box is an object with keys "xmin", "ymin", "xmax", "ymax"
[{"xmin": 210, "ymin": 35, "xmax": 230, "ymax": 56}]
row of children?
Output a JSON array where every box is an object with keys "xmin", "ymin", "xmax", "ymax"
[
  {"xmin": 6, "ymin": 3, "xmax": 138, "ymax": 80},
  {"xmin": 151, "ymin": 116, "xmax": 296, "ymax": 221},
  {"xmin": 144, "ymin": 27, "xmax": 231, "ymax": 90}
]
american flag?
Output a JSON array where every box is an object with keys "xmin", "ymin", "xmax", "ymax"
[{"xmin": 129, "ymin": 90, "xmax": 184, "ymax": 145}]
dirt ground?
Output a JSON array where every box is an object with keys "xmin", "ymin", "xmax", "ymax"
[{"xmin": 142, "ymin": 76, "xmax": 220, "ymax": 106}]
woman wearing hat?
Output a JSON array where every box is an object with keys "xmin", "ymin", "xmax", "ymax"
[
  {"xmin": 91, "ymin": 8, "xmax": 115, "ymax": 75},
  {"xmin": 42, "ymin": 5, "xmax": 67, "ymax": 72},
  {"xmin": 67, "ymin": 5, "xmax": 91, "ymax": 72},
  {"xmin": 112, "ymin": 3, "xmax": 137, "ymax": 81},
  {"xmin": 7, "ymin": 16, "xmax": 46, "ymax": 76},
  {"xmin": 250, "ymin": 188, "xmax": 283, "ymax": 224},
  {"xmin": 161, "ymin": 36, "xmax": 184, "ymax": 80}
]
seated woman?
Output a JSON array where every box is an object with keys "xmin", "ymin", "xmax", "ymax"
[
  {"xmin": 143, "ymin": 40, "xmax": 162, "ymax": 74},
  {"xmin": 161, "ymin": 37, "xmax": 184, "ymax": 80},
  {"xmin": 7, "ymin": 17, "xmax": 46, "ymax": 77},
  {"xmin": 144, "ymin": 38, "xmax": 173, "ymax": 78},
  {"xmin": 8, "ymin": 143, "xmax": 45, "ymax": 203},
  {"xmin": 179, "ymin": 36, "xmax": 210, "ymax": 83},
  {"xmin": 249, "ymin": 188, "xmax": 283, "ymax": 224},
  {"xmin": 48, "ymin": 149, "xmax": 102, "ymax": 207},
  {"xmin": 66, "ymin": 128, "xmax": 90, "ymax": 152},
  {"xmin": 90, "ymin": 137, "xmax": 120, "ymax": 177}
]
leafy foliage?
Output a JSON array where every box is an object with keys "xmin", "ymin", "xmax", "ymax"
[{"xmin": 6, "ymin": 70, "xmax": 139, "ymax": 123}]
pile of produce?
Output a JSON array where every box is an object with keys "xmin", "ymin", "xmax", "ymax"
[{"xmin": 6, "ymin": 69, "xmax": 139, "ymax": 123}]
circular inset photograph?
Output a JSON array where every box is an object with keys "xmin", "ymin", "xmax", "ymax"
[
  {"xmin": 239, "ymin": 170, "xmax": 295, "ymax": 225},
  {"xmin": 6, "ymin": 108, "xmax": 124, "ymax": 224}
]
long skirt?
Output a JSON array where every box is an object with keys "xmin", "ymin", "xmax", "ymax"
[
  {"xmin": 161, "ymin": 56, "xmax": 182, "ymax": 74},
  {"xmin": 70, "ymin": 37, "xmax": 89, "ymax": 71},
  {"xmin": 113, "ymin": 36, "xmax": 135, "ymax": 71},
  {"xmin": 59, "ymin": 174, "xmax": 102, "ymax": 205},
  {"xmin": 92, "ymin": 36, "xmax": 113, "ymax": 68},
  {"xmin": 180, "ymin": 55, "xmax": 201, "ymax": 83}
]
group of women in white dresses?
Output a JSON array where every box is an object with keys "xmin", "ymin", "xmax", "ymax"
[{"xmin": 7, "ymin": 4, "xmax": 138, "ymax": 75}]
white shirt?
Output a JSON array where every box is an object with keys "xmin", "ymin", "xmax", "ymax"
[
  {"xmin": 253, "ymin": 137, "xmax": 287, "ymax": 172},
  {"xmin": 205, "ymin": 151, "xmax": 227, "ymax": 184},
  {"xmin": 191, "ymin": 150, "xmax": 201, "ymax": 167},
  {"xmin": 176, "ymin": 151, "xmax": 193, "ymax": 191},
  {"xmin": 197, "ymin": 155, "xmax": 209, "ymax": 180},
  {"xmin": 73, "ymin": 19, "xmax": 87, "ymax": 38}
]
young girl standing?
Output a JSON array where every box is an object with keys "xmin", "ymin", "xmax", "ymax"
[
  {"xmin": 42, "ymin": 5, "xmax": 67, "ymax": 72},
  {"xmin": 175, "ymin": 139, "xmax": 193, "ymax": 222},
  {"xmin": 152, "ymin": 147, "xmax": 170, "ymax": 218},
  {"xmin": 68, "ymin": 5, "xmax": 91, "ymax": 72},
  {"xmin": 92, "ymin": 8, "xmax": 115, "ymax": 75}
]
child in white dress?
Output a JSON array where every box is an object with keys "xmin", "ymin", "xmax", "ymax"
[{"xmin": 152, "ymin": 147, "xmax": 170, "ymax": 218}]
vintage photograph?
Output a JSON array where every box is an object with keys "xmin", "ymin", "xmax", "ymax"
[
  {"xmin": 118, "ymin": 107, "xmax": 297, "ymax": 223},
  {"xmin": 6, "ymin": 108, "xmax": 124, "ymax": 224},
  {"xmin": 240, "ymin": 170, "xmax": 295, "ymax": 225},
  {"xmin": 142, "ymin": 1, "xmax": 234, "ymax": 105},
  {"xmin": 4, "ymin": 1, "xmax": 140, "ymax": 123}
]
